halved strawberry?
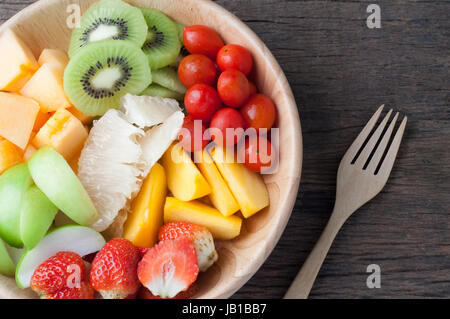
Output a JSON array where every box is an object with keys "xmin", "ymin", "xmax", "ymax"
[
  {"xmin": 137, "ymin": 238, "xmax": 199, "ymax": 299},
  {"xmin": 139, "ymin": 283, "xmax": 198, "ymax": 299},
  {"xmin": 159, "ymin": 222, "xmax": 218, "ymax": 272}
]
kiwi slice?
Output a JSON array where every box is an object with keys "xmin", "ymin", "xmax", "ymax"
[
  {"xmin": 176, "ymin": 23, "xmax": 185, "ymax": 45},
  {"xmin": 140, "ymin": 8, "xmax": 181, "ymax": 69},
  {"xmin": 64, "ymin": 40, "xmax": 152, "ymax": 116},
  {"xmin": 141, "ymin": 84, "xmax": 184, "ymax": 101},
  {"xmin": 152, "ymin": 67, "xmax": 186, "ymax": 94},
  {"xmin": 69, "ymin": 0, "xmax": 148, "ymax": 57}
]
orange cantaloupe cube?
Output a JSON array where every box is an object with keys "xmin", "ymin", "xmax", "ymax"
[
  {"xmin": 0, "ymin": 138, "xmax": 23, "ymax": 174},
  {"xmin": 0, "ymin": 92, "xmax": 40, "ymax": 149},
  {"xmin": 33, "ymin": 111, "xmax": 53, "ymax": 133},
  {"xmin": 67, "ymin": 106, "xmax": 94, "ymax": 125},
  {"xmin": 38, "ymin": 49, "xmax": 69, "ymax": 68},
  {"xmin": 20, "ymin": 63, "xmax": 71, "ymax": 113},
  {"xmin": 23, "ymin": 144, "xmax": 37, "ymax": 161},
  {"xmin": 69, "ymin": 150, "xmax": 82, "ymax": 174},
  {"xmin": 32, "ymin": 108, "xmax": 88, "ymax": 161},
  {"xmin": 0, "ymin": 29, "xmax": 39, "ymax": 92}
]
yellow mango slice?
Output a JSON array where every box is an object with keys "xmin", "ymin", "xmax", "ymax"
[
  {"xmin": 33, "ymin": 108, "xmax": 88, "ymax": 161},
  {"xmin": 0, "ymin": 29, "xmax": 39, "ymax": 92},
  {"xmin": 123, "ymin": 163, "xmax": 167, "ymax": 248},
  {"xmin": 0, "ymin": 138, "xmax": 23, "ymax": 174},
  {"xmin": 195, "ymin": 150, "xmax": 240, "ymax": 217},
  {"xmin": 164, "ymin": 197, "xmax": 242, "ymax": 240},
  {"xmin": 0, "ymin": 92, "xmax": 40, "ymax": 149},
  {"xmin": 38, "ymin": 49, "xmax": 69, "ymax": 68},
  {"xmin": 20, "ymin": 63, "xmax": 71, "ymax": 113},
  {"xmin": 161, "ymin": 143, "xmax": 211, "ymax": 201},
  {"xmin": 210, "ymin": 146, "xmax": 269, "ymax": 218},
  {"xmin": 67, "ymin": 106, "xmax": 94, "ymax": 125}
]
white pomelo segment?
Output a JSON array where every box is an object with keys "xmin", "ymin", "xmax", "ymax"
[
  {"xmin": 15, "ymin": 225, "xmax": 105, "ymax": 289},
  {"xmin": 91, "ymin": 67, "xmax": 122, "ymax": 90},
  {"xmin": 140, "ymin": 111, "xmax": 185, "ymax": 176},
  {"xmin": 120, "ymin": 94, "xmax": 182, "ymax": 129},
  {"xmin": 88, "ymin": 24, "xmax": 120, "ymax": 42},
  {"xmin": 28, "ymin": 147, "xmax": 98, "ymax": 226},
  {"xmin": 78, "ymin": 110, "xmax": 145, "ymax": 232}
]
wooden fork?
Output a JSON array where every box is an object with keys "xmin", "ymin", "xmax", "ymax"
[{"xmin": 284, "ymin": 105, "xmax": 407, "ymax": 299}]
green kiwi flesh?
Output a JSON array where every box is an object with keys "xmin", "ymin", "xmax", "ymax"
[
  {"xmin": 140, "ymin": 8, "xmax": 181, "ymax": 69},
  {"xmin": 141, "ymin": 84, "xmax": 184, "ymax": 101},
  {"xmin": 64, "ymin": 40, "xmax": 152, "ymax": 116},
  {"xmin": 152, "ymin": 67, "xmax": 187, "ymax": 94},
  {"xmin": 69, "ymin": 0, "xmax": 148, "ymax": 57}
]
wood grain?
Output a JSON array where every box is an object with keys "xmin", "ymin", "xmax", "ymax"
[{"xmin": 1, "ymin": 0, "xmax": 449, "ymax": 299}]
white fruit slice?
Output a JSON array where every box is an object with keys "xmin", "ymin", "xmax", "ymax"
[{"xmin": 15, "ymin": 225, "xmax": 105, "ymax": 289}]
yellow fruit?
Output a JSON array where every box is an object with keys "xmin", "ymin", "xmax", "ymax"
[
  {"xmin": 68, "ymin": 150, "xmax": 81, "ymax": 174},
  {"xmin": 161, "ymin": 143, "xmax": 211, "ymax": 201},
  {"xmin": 195, "ymin": 150, "xmax": 240, "ymax": 217},
  {"xmin": 20, "ymin": 63, "xmax": 71, "ymax": 113},
  {"xmin": 23, "ymin": 144, "xmax": 37, "ymax": 162},
  {"xmin": 33, "ymin": 111, "xmax": 52, "ymax": 133},
  {"xmin": 68, "ymin": 106, "xmax": 94, "ymax": 125},
  {"xmin": 33, "ymin": 108, "xmax": 88, "ymax": 161},
  {"xmin": 123, "ymin": 163, "xmax": 167, "ymax": 248},
  {"xmin": 164, "ymin": 197, "xmax": 242, "ymax": 240},
  {"xmin": 0, "ymin": 92, "xmax": 40, "ymax": 149},
  {"xmin": 0, "ymin": 138, "xmax": 23, "ymax": 174},
  {"xmin": 0, "ymin": 29, "xmax": 39, "ymax": 92},
  {"xmin": 210, "ymin": 146, "xmax": 269, "ymax": 218},
  {"xmin": 38, "ymin": 49, "xmax": 69, "ymax": 68}
]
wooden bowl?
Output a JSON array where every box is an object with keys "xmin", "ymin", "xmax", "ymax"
[{"xmin": 0, "ymin": 0, "xmax": 302, "ymax": 299}]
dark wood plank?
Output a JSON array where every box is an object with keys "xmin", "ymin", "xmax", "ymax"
[{"xmin": 1, "ymin": 0, "xmax": 449, "ymax": 299}]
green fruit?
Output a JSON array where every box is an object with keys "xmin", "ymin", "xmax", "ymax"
[
  {"xmin": 64, "ymin": 40, "xmax": 152, "ymax": 116},
  {"xmin": 141, "ymin": 8, "xmax": 181, "ymax": 69},
  {"xmin": 176, "ymin": 23, "xmax": 185, "ymax": 45},
  {"xmin": 15, "ymin": 225, "xmax": 105, "ymax": 288},
  {"xmin": 0, "ymin": 164, "xmax": 33, "ymax": 248},
  {"xmin": 141, "ymin": 84, "xmax": 184, "ymax": 101},
  {"xmin": 69, "ymin": 0, "xmax": 148, "ymax": 57},
  {"xmin": 152, "ymin": 67, "xmax": 187, "ymax": 94},
  {"xmin": 0, "ymin": 239, "xmax": 15, "ymax": 277},
  {"xmin": 27, "ymin": 147, "xmax": 98, "ymax": 226},
  {"xmin": 19, "ymin": 185, "xmax": 58, "ymax": 250}
]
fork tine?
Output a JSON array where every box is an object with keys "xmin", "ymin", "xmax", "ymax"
[
  {"xmin": 366, "ymin": 112, "xmax": 399, "ymax": 172},
  {"xmin": 354, "ymin": 109, "xmax": 393, "ymax": 168},
  {"xmin": 343, "ymin": 105, "xmax": 384, "ymax": 163},
  {"xmin": 376, "ymin": 116, "xmax": 407, "ymax": 178}
]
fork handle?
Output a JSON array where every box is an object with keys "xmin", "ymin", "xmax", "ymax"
[{"xmin": 284, "ymin": 211, "xmax": 345, "ymax": 299}]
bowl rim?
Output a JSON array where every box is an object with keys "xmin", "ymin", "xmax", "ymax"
[{"xmin": 0, "ymin": 0, "xmax": 303, "ymax": 299}]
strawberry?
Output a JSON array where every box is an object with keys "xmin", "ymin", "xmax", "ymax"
[
  {"xmin": 90, "ymin": 238, "xmax": 141, "ymax": 299},
  {"xmin": 44, "ymin": 282, "xmax": 94, "ymax": 299},
  {"xmin": 139, "ymin": 283, "xmax": 198, "ymax": 299},
  {"xmin": 31, "ymin": 251, "xmax": 87, "ymax": 298},
  {"xmin": 137, "ymin": 247, "xmax": 150, "ymax": 259},
  {"xmin": 137, "ymin": 238, "xmax": 199, "ymax": 299},
  {"xmin": 159, "ymin": 222, "xmax": 218, "ymax": 272}
]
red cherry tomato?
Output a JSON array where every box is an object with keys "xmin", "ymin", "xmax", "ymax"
[
  {"xmin": 217, "ymin": 44, "xmax": 253, "ymax": 76},
  {"xmin": 178, "ymin": 54, "xmax": 217, "ymax": 88},
  {"xmin": 238, "ymin": 135, "xmax": 275, "ymax": 173},
  {"xmin": 217, "ymin": 70, "xmax": 250, "ymax": 108},
  {"xmin": 185, "ymin": 84, "xmax": 222, "ymax": 123},
  {"xmin": 183, "ymin": 25, "xmax": 224, "ymax": 59},
  {"xmin": 178, "ymin": 117, "xmax": 210, "ymax": 153},
  {"xmin": 209, "ymin": 108, "xmax": 246, "ymax": 146},
  {"xmin": 240, "ymin": 94, "xmax": 277, "ymax": 130},
  {"xmin": 248, "ymin": 81, "xmax": 258, "ymax": 96}
]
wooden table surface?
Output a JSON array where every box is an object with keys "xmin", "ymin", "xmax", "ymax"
[{"xmin": 1, "ymin": 0, "xmax": 449, "ymax": 299}]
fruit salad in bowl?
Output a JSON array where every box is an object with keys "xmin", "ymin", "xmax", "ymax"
[{"xmin": 0, "ymin": 0, "xmax": 302, "ymax": 299}]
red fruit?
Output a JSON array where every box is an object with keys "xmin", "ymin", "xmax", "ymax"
[
  {"xmin": 238, "ymin": 134, "xmax": 275, "ymax": 173},
  {"xmin": 159, "ymin": 222, "xmax": 218, "ymax": 272},
  {"xmin": 178, "ymin": 54, "xmax": 217, "ymax": 88},
  {"xmin": 185, "ymin": 84, "xmax": 222, "ymax": 122},
  {"xmin": 178, "ymin": 117, "xmax": 210, "ymax": 153},
  {"xmin": 137, "ymin": 239, "xmax": 199, "ymax": 299},
  {"xmin": 248, "ymin": 81, "xmax": 258, "ymax": 96},
  {"xmin": 217, "ymin": 44, "xmax": 254, "ymax": 76},
  {"xmin": 31, "ymin": 251, "xmax": 87, "ymax": 297},
  {"xmin": 139, "ymin": 283, "xmax": 199, "ymax": 299},
  {"xmin": 209, "ymin": 108, "xmax": 246, "ymax": 146},
  {"xmin": 45, "ymin": 281, "xmax": 94, "ymax": 300},
  {"xmin": 217, "ymin": 70, "xmax": 250, "ymax": 108},
  {"xmin": 183, "ymin": 25, "xmax": 224, "ymax": 59},
  {"xmin": 137, "ymin": 247, "xmax": 150, "ymax": 259},
  {"xmin": 90, "ymin": 238, "xmax": 140, "ymax": 299},
  {"xmin": 240, "ymin": 94, "xmax": 277, "ymax": 130}
]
